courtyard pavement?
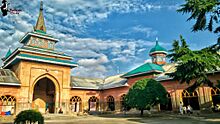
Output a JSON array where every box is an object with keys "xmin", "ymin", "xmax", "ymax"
[
  {"xmin": 1, "ymin": 112, "xmax": 220, "ymax": 124},
  {"xmin": 44, "ymin": 113, "xmax": 220, "ymax": 124}
]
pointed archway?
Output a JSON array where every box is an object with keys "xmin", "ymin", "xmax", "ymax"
[
  {"xmin": 107, "ymin": 96, "xmax": 115, "ymax": 111},
  {"xmin": 70, "ymin": 96, "xmax": 82, "ymax": 113},
  {"xmin": 88, "ymin": 96, "xmax": 99, "ymax": 111},
  {"xmin": 211, "ymin": 87, "xmax": 220, "ymax": 106},
  {"xmin": 182, "ymin": 90, "xmax": 200, "ymax": 110},
  {"xmin": 33, "ymin": 78, "xmax": 56, "ymax": 113}
]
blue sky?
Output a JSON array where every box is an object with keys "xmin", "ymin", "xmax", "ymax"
[{"xmin": 0, "ymin": 0, "xmax": 218, "ymax": 78}]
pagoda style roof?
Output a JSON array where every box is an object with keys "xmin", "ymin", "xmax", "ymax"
[
  {"xmin": 3, "ymin": 53, "xmax": 77, "ymax": 68},
  {"xmin": 149, "ymin": 40, "xmax": 167, "ymax": 55},
  {"xmin": 122, "ymin": 63, "xmax": 164, "ymax": 78},
  {"xmin": 0, "ymin": 69, "xmax": 20, "ymax": 86}
]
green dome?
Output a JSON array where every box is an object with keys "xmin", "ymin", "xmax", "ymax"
[{"xmin": 149, "ymin": 40, "xmax": 167, "ymax": 55}]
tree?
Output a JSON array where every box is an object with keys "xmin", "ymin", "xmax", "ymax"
[
  {"xmin": 177, "ymin": 0, "xmax": 220, "ymax": 34},
  {"xmin": 167, "ymin": 35, "xmax": 190, "ymax": 62},
  {"xmin": 168, "ymin": 36, "xmax": 220, "ymax": 92},
  {"xmin": 125, "ymin": 79, "xmax": 168, "ymax": 115},
  {"xmin": 14, "ymin": 110, "xmax": 44, "ymax": 124},
  {"xmin": 169, "ymin": 0, "xmax": 220, "ymax": 91}
]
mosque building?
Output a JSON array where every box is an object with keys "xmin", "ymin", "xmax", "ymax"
[{"xmin": 0, "ymin": 1, "xmax": 219, "ymax": 115}]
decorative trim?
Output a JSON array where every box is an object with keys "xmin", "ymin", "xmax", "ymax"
[
  {"xmin": 2, "ymin": 48, "xmax": 19, "ymax": 63},
  {"xmin": 17, "ymin": 55, "xmax": 77, "ymax": 67},
  {"xmin": 71, "ymin": 86, "xmax": 99, "ymax": 90},
  {"xmin": 20, "ymin": 32, "xmax": 59, "ymax": 43},
  {"xmin": 0, "ymin": 82, "xmax": 20, "ymax": 86},
  {"xmin": 123, "ymin": 70, "xmax": 163, "ymax": 78},
  {"xmin": 2, "ymin": 56, "xmax": 18, "ymax": 68},
  {"xmin": 102, "ymin": 83, "xmax": 129, "ymax": 90},
  {"xmin": 149, "ymin": 51, "xmax": 168, "ymax": 56},
  {"xmin": 20, "ymin": 47, "xmax": 72, "ymax": 59},
  {"xmin": 3, "ymin": 54, "xmax": 77, "ymax": 68}
]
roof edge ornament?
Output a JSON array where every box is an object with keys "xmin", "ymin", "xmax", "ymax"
[{"xmin": 34, "ymin": 1, "xmax": 46, "ymax": 33}]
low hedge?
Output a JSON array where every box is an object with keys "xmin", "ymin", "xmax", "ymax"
[{"xmin": 14, "ymin": 110, "xmax": 44, "ymax": 124}]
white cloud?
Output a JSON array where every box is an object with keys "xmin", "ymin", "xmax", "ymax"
[
  {"xmin": 0, "ymin": 0, "xmax": 174, "ymax": 78},
  {"xmin": 132, "ymin": 25, "xmax": 158, "ymax": 37}
]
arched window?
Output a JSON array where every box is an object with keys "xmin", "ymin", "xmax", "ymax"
[
  {"xmin": 88, "ymin": 96, "xmax": 99, "ymax": 111},
  {"xmin": 120, "ymin": 94, "xmax": 126, "ymax": 111},
  {"xmin": 211, "ymin": 87, "xmax": 220, "ymax": 106},
  {"xmin": 0, "ymin": 95, "xmax": 16, "ymax": 114},
  {"xmin": 182, "ymin": 90, "xmax": 200, "ymax": 110},
  {"xmin": 70, "ymin": 96, "xmax": 82, "ymax": 112},
  {"xmin": 107, "ymin": 95, "xmax": 115, "ymax": 111}
]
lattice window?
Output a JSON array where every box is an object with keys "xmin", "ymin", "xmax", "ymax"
[
  {"xmin": 182, "ymin": 90, "xmax": 198, "ymax": 97},
  {"xmin": 211, "ymin": 87, "xmax": 220, "ymax": 95},
  {"xmin": 89, "ymin": 96, "xmax": 99, "ymax": 102},
  {"xmin": 70, "ymin": 96, "xmax": 82, "ymax": 103},
  {"xmin": 120, "ymin": 94, "xmax": 126, "ymax": 102},
  {"xmin": 0, "ymin": 95, "xmax": 16, "ymax": 106},
  {"xmin": 107, "ymin": 96, "xmax": 114, "ymax": 102}
]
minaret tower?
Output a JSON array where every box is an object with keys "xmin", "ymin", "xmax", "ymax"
[
  {"xmin": 34, "ymin": 1, "xmax": 46, "ymax": 33},
  {"xmin": 149, "ymin": 38, "xmax": 167, "ymax": 65}
]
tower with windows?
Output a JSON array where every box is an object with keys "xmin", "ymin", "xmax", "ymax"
[{"xmin": 149, "ymin": 39, "xmax": 167, "ymax": 65}]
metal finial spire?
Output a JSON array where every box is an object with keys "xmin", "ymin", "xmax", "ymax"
[
  {"xmin": 40, "ymin": 1, "xmax": 43, "ymax": 10},
  {"xmin": 156, "ymin": 37, "xmax": 159, "ymax": 45},
  {"xmin": 34, "ymin": 0, "xmax": 46, "ymax": 32}
]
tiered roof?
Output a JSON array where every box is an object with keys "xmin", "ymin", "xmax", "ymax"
[{"xmin": 1, "ymin": 1, "xmax": 77, "ymax": 69}]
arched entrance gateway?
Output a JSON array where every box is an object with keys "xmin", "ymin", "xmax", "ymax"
[{"xmin": 32, "ymin": 77, "xmax": 56, "ymax": 113}]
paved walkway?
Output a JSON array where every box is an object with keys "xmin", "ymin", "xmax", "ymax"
[
  {"xmin": 44, "ymin": 112, "xmax": 220, "ymax": 124},
  {"xmin": 1, "ymin": 112, "xmax": 220, "ymax": 124}
]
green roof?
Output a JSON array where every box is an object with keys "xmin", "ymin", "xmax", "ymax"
[
  {"xmin": 17, "ymin": 53, "xmax": 77, "ymax": 66},
  {"xmin": 35, "ymin": 29, "xmax": 46, "ymax": 34},
  {"xmin": 5, "ymin": 49, "xmax": 12, "ymax": 58},
  {"xmin": 149, "ymin": 41, "xmax": 167, "ymax": 54},
  {"xmin": 122, "ymin": 63, "xmax": 164, "ymax": 77},
  {"xmin": 32, "ymin": 30, "xmax": 53, "ymax": 38}
]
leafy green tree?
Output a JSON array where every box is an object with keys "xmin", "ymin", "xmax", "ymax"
[
  {"xmin": 167, "ymin": 35, "xmax": 190, "ymax": 62},
  {"xmin": 177, "ymin": 0, "xmax": 220, "ymax": 34},
  {"xmin": 125, "ymin": 79, "xmax": 168, "ymax": 115},
  {"xmin": 168, "ymin": 36, "xmax": 220, "ymax": 92},
  {"xmin": 14, "ymin": 110, "xmax": 44, "ymax": 124}
]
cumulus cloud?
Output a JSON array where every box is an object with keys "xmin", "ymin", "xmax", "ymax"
[{"xmin": 0, "ymin": 0, "xmax": 174, "ymax": 78}]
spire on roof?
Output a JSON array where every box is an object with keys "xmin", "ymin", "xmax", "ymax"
[
  {"xmin": 156, "ymin": 37, "xmax": 159, "ymax": 45},
  {"xmin": 5, "ymin": 48, "xmax": 12, "ymax": 58},
  {"xmin": 34, "ymin": 1, "xmax": 46, "ymax": 33}
]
